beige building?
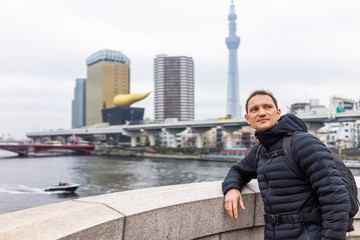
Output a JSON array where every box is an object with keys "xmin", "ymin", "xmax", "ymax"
[
  {"xmin": 179, "ymin": 128, "xmax": 219, "ymax": 148},
  {"xmin": 202, "ymin": 128, "xmax": 218, "ymax": 148},
  {"xmin": 85, "ymin": 49, "xmax": 130, "ymax": 126}
]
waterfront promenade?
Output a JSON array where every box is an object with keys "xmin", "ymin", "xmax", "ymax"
[{"xmin": 1, "ymin": 178, "xmax": 360, "ymax": 239}]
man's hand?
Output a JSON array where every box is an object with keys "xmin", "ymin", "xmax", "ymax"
[{"xmin": 224, "ymin": 188, "xmax": 246, "ymax": 220}]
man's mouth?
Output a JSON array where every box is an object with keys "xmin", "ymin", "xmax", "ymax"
[{"xmin": 257, "ymin": 118, "xmax": 268, "ymax": 123}]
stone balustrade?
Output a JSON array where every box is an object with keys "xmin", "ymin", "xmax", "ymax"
[{"xmin": 0, "ymin": 178, "xmax": 359, "ymax": 240}]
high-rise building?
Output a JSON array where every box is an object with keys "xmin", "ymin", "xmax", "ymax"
[
  {"xmin": 72, "ymin": 78, "xmax": 86, "ymax": 128},
  {"xmin": 226, "ymin": 0, "xmax": 241, "ymax": 119},
  {"xmin": 154, "ymin": 54, "xmax": 194, "ymax": 121},
  {"xmin": 85, "ymin": 49, "xmax": 130, "ymax": 126}
]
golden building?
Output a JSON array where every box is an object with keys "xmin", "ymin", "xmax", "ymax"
[{"xmin": 85, "ymin": 49, "xmax": 130, "ymax": 126}]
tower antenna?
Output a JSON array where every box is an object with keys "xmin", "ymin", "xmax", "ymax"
[{"xmin": 225, "ymin": 0, "xmax": 241, "ymax": 118}]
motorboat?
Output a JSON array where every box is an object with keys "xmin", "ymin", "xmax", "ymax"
[{"xmin": 44, "ymin": 183, "xmax": 79, "ymax": 192}]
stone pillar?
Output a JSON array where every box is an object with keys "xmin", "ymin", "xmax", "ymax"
[
  {"xmin": 122, "ymin": 130, "xmax": 143, "ymax": 147},
  {"xmin": 222, "ymin": 126, "xmax": 241, "ymax": 148},
  {"xmin": 191, "ymin": 128, "xmax": 211, "ymax": 148},
  {"xmin": 166, "ymin": 129, "xmax": 186, "ymax": 148},
  {"xmin": 305, "ymin": 122, "xmax": 324, "ymax": 136},
  {"xmin": 143, "ymin": 130, "xmax": 161, "ymax": 146},
  {"xmin": 28, "ymin": 146, "xmax": 35, "ymax": 157}
]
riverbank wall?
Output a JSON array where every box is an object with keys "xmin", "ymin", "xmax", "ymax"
[
  {"xmin": 1, "ymin": 179, "xmax": 360, "ymax": 239},
  {"xmin": 91, "ymin": 147, "xmax": 241, "ymax": 162},
  {"xmin": 91, "ymin": 147, "xmax": 360, "ymax": 166}
]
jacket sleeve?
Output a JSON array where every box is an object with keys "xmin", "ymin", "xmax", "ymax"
[
  {"xmin": 292, "ymin": 132, "xmax": 351, "ymax": 240},
  {"xmin": 222, "ymin": 144, "xmax": 259, "ymax": 195}
]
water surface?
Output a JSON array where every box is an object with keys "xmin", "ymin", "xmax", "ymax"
[{"xmin": 0, "ymin": 150, "xmax": 233, "ymax": 214}]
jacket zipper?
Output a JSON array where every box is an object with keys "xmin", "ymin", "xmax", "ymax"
[
  {"xmin": 261, "ymin": 157, "xmax": 277, "ymax": 239},
  {"xmin": 261, "ymin": 158, "xmax": 273, "ymax": 213}
]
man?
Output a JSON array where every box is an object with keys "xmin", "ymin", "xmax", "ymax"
[{"xmin": 222, "ymin": 90, "xmax": 350, "ymax": 239}]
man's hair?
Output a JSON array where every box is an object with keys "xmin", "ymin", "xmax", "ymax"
[{"xmin": 245, "ymin": 90, "xmax": 278, "ymax": 114}]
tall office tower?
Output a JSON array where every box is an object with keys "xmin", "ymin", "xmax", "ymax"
[
  {"xmin": 72, "ymin": 78, "xmax": 86, "ymax": 128},
  {"xmin": 226, "ymin": 0, "xmax": 241, "ymax": 119},
  {"xmin": 85, "ymin": 49, "xmax": 130, "ymax": 126},
  {"xmin": 154, "ymin": 54, "xmax": 194, "ymax": 121}
]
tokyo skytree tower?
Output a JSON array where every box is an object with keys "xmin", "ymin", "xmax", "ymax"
[{"xmin": 225, "ymin": 0, "xmax": 241, "ymax": 119}]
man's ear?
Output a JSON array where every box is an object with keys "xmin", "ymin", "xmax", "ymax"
[
  {"xmin": 245, "ymin": 114, "xmax": 249, "ymax": 123},
  {"xmin": 277, "ymin": 109, "xmax": 281, "ymax": 120}
]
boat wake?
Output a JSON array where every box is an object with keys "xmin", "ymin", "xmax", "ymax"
[{"xmin": 0, "ymin": 183, "xmax": 47, "ymax": 194}]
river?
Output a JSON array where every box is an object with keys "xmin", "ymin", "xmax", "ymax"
[
  {"xmin": 0, "ymin": 150, "xmax": 234, "ymax": 215},
  {"xmin": 1, "ymin": 150, "xmax": 360, "ymax": 216}
]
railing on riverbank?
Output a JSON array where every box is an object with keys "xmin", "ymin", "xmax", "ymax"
[{"xmin": 1, "ymin": 179, "xmax": 359, "ymax": 239}]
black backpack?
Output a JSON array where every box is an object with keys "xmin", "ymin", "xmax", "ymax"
[{"xmin": 256, "ymin": 132, "xmax": 359, "ymax": 232}]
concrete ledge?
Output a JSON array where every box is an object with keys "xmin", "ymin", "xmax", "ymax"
[
  {"xmin": 0, "ymin": 178, "xmax": 359, "ymax": 239},
  {"xmin": 0, "ymin": 200, "xmax": 124, "ymax": 240},
  {"xmin": 72, "ymin": 181, "xmax": 260, "ymax": 239}
]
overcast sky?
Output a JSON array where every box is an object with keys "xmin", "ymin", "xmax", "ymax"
[{"xmin": 0, "ymin": 0, "xmax": 359, "ymax": 139}]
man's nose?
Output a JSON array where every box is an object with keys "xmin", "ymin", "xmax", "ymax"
[{"xmin": 259, "ymin": 107, "xmax": 266, "ymax": 115}]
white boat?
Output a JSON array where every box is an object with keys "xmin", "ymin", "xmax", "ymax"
[{"xmin": 44, "ymin": 183, "xmax": 79, "ymax": 192}]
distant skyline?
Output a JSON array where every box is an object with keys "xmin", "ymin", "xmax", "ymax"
[{"xmin": 0, "ymin": 0, "xmax": 359, "ymax": 139}]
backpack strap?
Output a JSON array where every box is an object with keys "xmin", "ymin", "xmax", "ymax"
[
  {"xmin": 282, "ymin": 132, "xmax": 306, "ymax": 179},
  {"xmin": 264, "ymin": 208, "xmax": 322, "ymax": 225},
  {"xmin": 256, "ymin": 132, "xmax": 305, "ymax": 179},
  {"xmin": 260, "ymin": 150, "xmax": 286, "ymax": 159},
  {"xmin": 255, "ymin": 144, "xmax": 263, "ymax": 169}
]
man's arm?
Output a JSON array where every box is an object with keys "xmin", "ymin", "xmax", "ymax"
[
  {"xmin": 224, "ymin": 188, "xmax": 246, "ymax": 220},
  {"xmin": 222, "ymin": 144, "xmax": 258, "ymax": 219}
]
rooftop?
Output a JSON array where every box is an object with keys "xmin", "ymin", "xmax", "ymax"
[{"xmin": 86, "ymin": 49, "xmax": 130, "ymax": 66}]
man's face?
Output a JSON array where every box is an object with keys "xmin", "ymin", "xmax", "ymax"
[{"xmin": 245, "ymin": 94, "xmax": 281, "ymax": 132}]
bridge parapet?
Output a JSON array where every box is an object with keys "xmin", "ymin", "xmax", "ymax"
[
  {"xmin": 1, "ymin": 179, "xmax": 359, "ymax": 239},
  {"xmin": 0, "ymin": 143, "xmax": 95, "ymax": 156}
]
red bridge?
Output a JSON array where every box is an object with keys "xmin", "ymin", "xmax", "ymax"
[{"xmin": 0, "ymin": 142, "xmax": 95, "ymax": 156}]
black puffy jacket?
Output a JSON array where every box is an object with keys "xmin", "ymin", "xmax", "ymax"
[{"xmin": 222, "ymin": 114, "xmax": 350, "ymax": 240}]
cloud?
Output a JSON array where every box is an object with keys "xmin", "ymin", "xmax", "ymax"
[{"xmin": 0, "ymin": 0, "xmax": 359, "ymax": 139}]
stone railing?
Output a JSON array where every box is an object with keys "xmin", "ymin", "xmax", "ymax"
[{"xmin": 0, "ymin": 178, "xmax": 359, "ymax": 240}]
